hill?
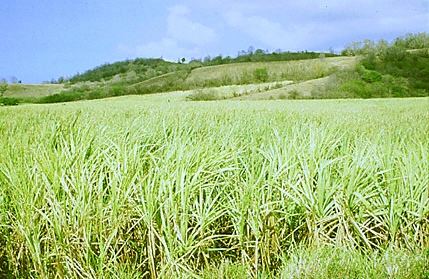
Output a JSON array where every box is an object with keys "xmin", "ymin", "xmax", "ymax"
[
  {"xmin": 3, "ymin": 83, "xmax": 64, "ymax": 99},
  {"xmin": 23, "ymin": 52, "xmax": 344, "ymax": 103},
  {"xmin": 2, "ymin": 32, "xmax": 428, "ymax": 105}
]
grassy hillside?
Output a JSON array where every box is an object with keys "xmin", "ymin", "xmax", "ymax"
[
  {"xmin": 185, "ymin": 57, "xmax": 342, "ymax": 84},
  {"xmin": 2, "ymin": 55, "xmax": 336, "ymax": 103},
  {"xmin": 186, "ymin": 56, "xmax": 356, "ymax": 100},
  {"xmin": 3, "ymin": 32, "xmax": 428, "ymax": 104},
  {"xmin": 63, "ymin": 51, "xmax": 337, "ymax": 85},
  {"xmin": 3, "ymin": 83, "xmax": 64, "ymax": 98}
]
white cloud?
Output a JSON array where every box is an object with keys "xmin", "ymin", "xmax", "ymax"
[
  {"xmin": 119, "ymin": 0, "xmax": 427, "ymax": 59},
  {"xmin": 186, "ymin": 0, "xmax": 427, "ymax": 51},
  {"xmin": 167, "ymin": 5, "xmax": 218, "ymax": 46},
  {"xmin": 117, "ymin": 4, "xmax": 218, "ymax": 60},
  {"xmin": 223, "ymin": 10, "xmax": 307, "ymax": 50}
]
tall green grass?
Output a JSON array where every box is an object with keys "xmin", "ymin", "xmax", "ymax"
[{"xmin": 0, "ymin": 98, "xmax": 428, "ymax": 278}]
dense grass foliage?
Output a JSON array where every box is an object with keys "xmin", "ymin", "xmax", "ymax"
[
  {"xmin": 363, "ymin": 50, "xmax": 429, "ymax": 94},
  {"xmin": 311, "ymin": 52, "xmax": 429, "ymax": 99},
  {"xmin": 0, "ymin": 98, "xmax": 428, "ymax": 278},
  {"xmin": 327, "ymin": 32, "xmax": 429, "ymax": 99}
]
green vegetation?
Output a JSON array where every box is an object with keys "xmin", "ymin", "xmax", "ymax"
[
  {"xmin": 253, "ymin": 68, "xmax": 269, "ymax": 82},
  {"xmin": 320, "ymin": 32, "xmax": 429, "ymax": 99},
  {"xmin": 0, "ymin": 80, "xmax": 7, "ymax": 97},
  {"xmin": 62, "ymin": 51, "xmax": 337, "ymax": 85},
  {"xmin": 0, "ymin": 97, "xmax": 19, "ymax": 106},
  {"xmin": 66, "ymin": 58, "xmax": 186, "ymax": 84},
  {"xmin": 32, "ymin": 57, "xmax": 340, "ymax": 104},
  {"xmin": 203, "ymin": 246, "xmax": 429, "ymax": 279},
  {"xmin": 2, "ymin": 83, "xmax": 64, "ymax": 101},
  {"xmin": 0, "ymin": 81, "xmax": 17, "ymax": 106},
  {"xmin": 0, "ymin": 32, "xmax": 427, "ymax": 278},
  {"xmin": 0, "ymin": 97, "xmax": 428, "ymax": 278},
  {"xmin": 186, "ymin": 88, "xmax": 221, "ymax": 101},
  {"xmin": 4, "ymin": 33, "xmax": 428, "ymax": 104},
  {"xmin": 186, "ymin": 81, "xmax": 289, "ymax": 101},
  {"xmin": 30, "ymin": 50, "xmax": 338, "ymax": 104}
]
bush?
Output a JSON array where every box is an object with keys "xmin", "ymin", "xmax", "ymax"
[
  {"xmin": 288, "ymin": 90, "xmax": 299, "ymax": 99},
  {"xmin": 0, "ymin": 81, "xmax": 7, "ymax": 96},
  {"xmin": 87, "ymin": 88, "xmax": 105, "ymax": 100},
  {"xmin": 361, "ymin": 51, "xmax": 377, "ymax": 70},
  {"xmin": 340, "ymin": 80, "xmax": 370, "ymax": 98},
  {"xmin": 381, "ymin": 46, "xmax": 407, "ymax": 62},
  {"xmin": 253, "ymin": 68, "xmax": 269, "ymax": 82},
  {"xmin": 108, "ymin": 85, "xmax": 125, "ymax": 97},
  {"xmin": 187, "ymin": 89, "xmax": 220, "ymax": 101},
  {"xmin": 389, "ymin": 77, "xmax": 409, "ymax": 97},
  {"xmin": 0, "ymin": 97, "xmax": 19, "ymax": 106},
  {"xmin": 38, "ymin": 91, "xmax": 84, "ymax": 103},
  {"xmin": 361, "ymin": 70, "xmax": 382, "ymax": 83}
]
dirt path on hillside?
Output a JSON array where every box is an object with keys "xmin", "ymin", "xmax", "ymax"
[
  {"xmin": 138, "ymin": 56, "xmax": 357, "ymax": 102},
  {"xmin": 239, "ymin": 76, "xmax": 331, "ymax": 100},
  {"xmin": 239, "ymin": 56, "xmax": 357, "ymax": 100}
]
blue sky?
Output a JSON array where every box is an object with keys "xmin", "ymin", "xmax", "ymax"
[{"xmin": 1, "ymin": 0, "xmax": 428, "ymax": 84}]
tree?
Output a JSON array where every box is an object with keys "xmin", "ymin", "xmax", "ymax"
[
  {"xmin": 0, "ymin": 79, "xmax": 7, "ymax": 97},
  {"xmin": 376, "ymin": 39, "xmax": 389, "ymax": 56},
  {"xmin": 203, "ymin": 55, "xmax": 211, "ymax": 65},
  {"xmin": 361, "ymin": 39, "xmax": 376, "ymax": 56},
  {"xmin": 394, "ymin": 32, "xmax": 429, "ymax": 49},
  {"xmin": 342, "ymin": 41, "xmax": 363, "ymax": 56}
]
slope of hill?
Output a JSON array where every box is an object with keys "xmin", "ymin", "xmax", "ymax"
[
  {"xmin": 64, "ymin": 51, "xmax": 337, "ymax": 85},
  {"xmin": 3, "ymin": 83, "xmax": 64, "ymax": 98},
  {"xmin": 185, "ymin": 56, "xmax": 356, "ymax": 101},
  {"xmin": 3, "ymin": 32, "xmax": 428, "ymax": 104}
]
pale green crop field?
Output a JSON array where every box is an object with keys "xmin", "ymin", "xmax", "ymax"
[
  {"xmin": 185, "ymin": 56, "xmax": 354, "ymax": 84},
  {"xmin": 0, "ymin": 97, "xmax": 428, "ymax": 278},
  {"xmin": 4, "ymin": 83, "xmax": 64, "ymax": 98}
]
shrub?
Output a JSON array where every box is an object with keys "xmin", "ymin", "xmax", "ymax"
[
  {"xmin": 381, "ymin": 46, "xmax": 407, "ymax": 62},
  {"xmin": 238, "ymin": 70, "xmax": 253, "ymax": 85},
  {"xmin": 274, "ymin": 82, "xmax": 284, "ymax": 89},
  {"xmin": 221, "ymin": 75, "xmax": 233, "ymax": 86},
  {"xmin": 0, "ymin": 97, "xmax": 19, "ymax": 106},
  {"xmin": 361, "ymin": 51, "xmax": 377, "ymax": 70},
  {"xmin": 187, "ymin": 89, "xmax": 220, "ymax": 101},
  {"xmin": 108, "ymin": 85, "xmax": 125, "ymax": 97},
  {"xmin": 288, "ymin": 90, "xmax": 299, "ymax": 99},
  {"xmin": 253, "ymin": 68, "xmax": 269, "ymax": 82},
  {"xmin": 389, "ymin": 76, "xmax": 409, "ymax": 97},
  {"xmin": 0, "ymin": 81, "xmax": 7, "ymax": 97},
  {"xmin": 38, "ymin": 91, "xmax": 84, "ymax": 103},
  {"xmin": 361, "ymin": 70, "xmax": 382, "ymax": 83},
  {"xmin": 278, "ymin": 93, "xmax": 288, "ymax": 100},
  {"xmin": 340, "ymin": 80, "xmax": 370, "ymax": 98},
  {"xmin": 87, "ymin": 88, "xmax": 105, "ymax": 100}
]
